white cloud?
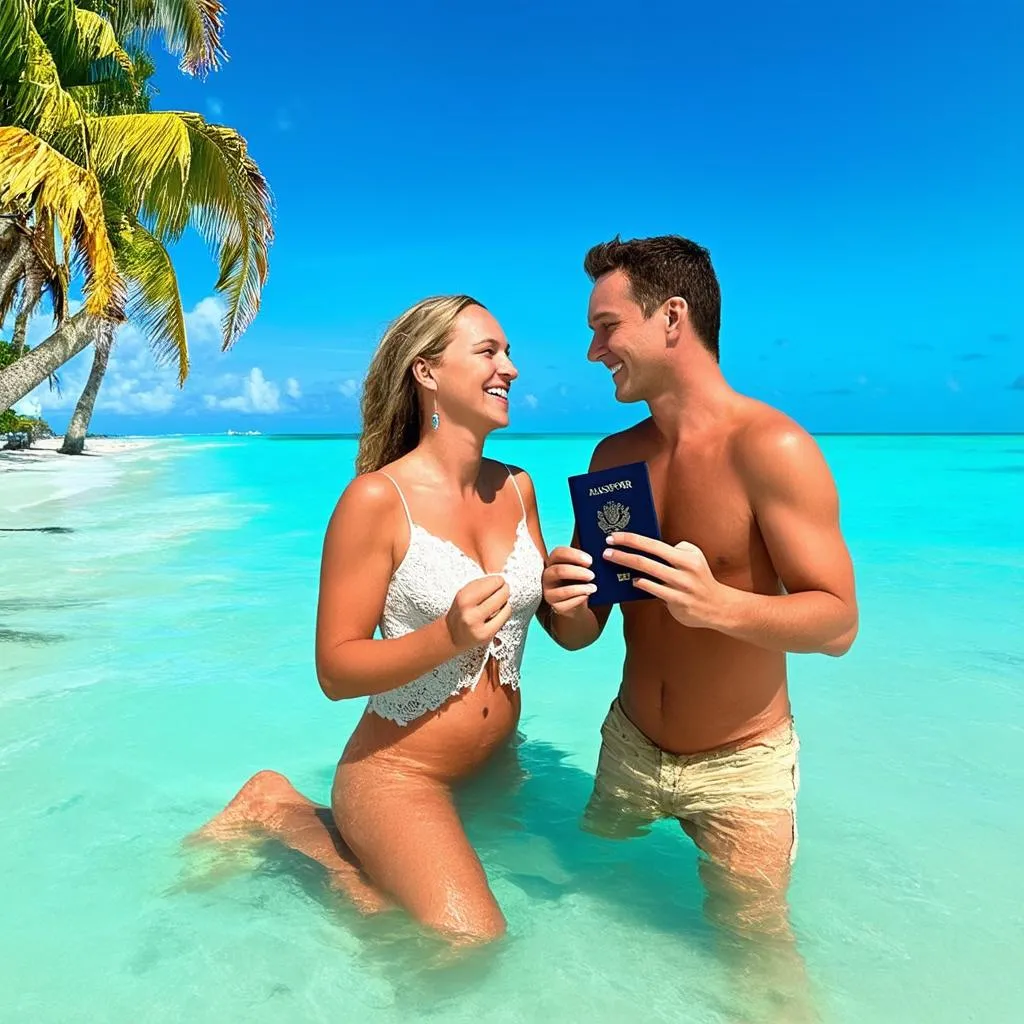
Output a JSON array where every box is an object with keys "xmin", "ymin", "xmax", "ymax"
[
  {"xmin": 522, "ymin": 393, "xmax": 539, "ymax": 409},
  {"xmin": 10, "ymin": 295, "xmax": 301, "ymax": 425},
  {"xmin": 13, "ymin": 395, "xmax": 42, "ymax": 417},
  {"xmin": 13, "ymin": 295, "xmax": 231, "ymax": 417},
  {"xmin": 205, "ymin": 367, "xmax": 281, "ymax": 414},
  {"xmin": 246, "ymin": 369, "xmax": 280, "ymax": 412},
  {"xmin": 100, "ymin": 380, "xmax": 176, "ymax": 414},
  {"xmin": 338, "ymin": 377, "xmax": 359, "ymax": 398},
  {"xmin": 185, "ymin": 297, "xmax": 226, "ymax": 346}
]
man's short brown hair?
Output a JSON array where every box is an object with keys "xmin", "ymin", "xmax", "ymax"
[{"xmin": 584, "ymin": 235, "xmax": 721, "ymax": 360}]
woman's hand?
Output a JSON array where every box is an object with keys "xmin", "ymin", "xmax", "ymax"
[
  {"xmin": 445, "ymin": 575, "xmax": 511, "ymax": 651},
  {"xmin": 542, "ymin": 546, "xmax": 597, "ymax": 616}
]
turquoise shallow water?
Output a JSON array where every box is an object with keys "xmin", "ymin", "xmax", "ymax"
[{"xmin": 1, "ymin": 435, "xmax": 1022, "ymax": 1023}]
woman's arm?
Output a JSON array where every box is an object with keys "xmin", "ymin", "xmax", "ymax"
[
  {"xmin": 508, "ymin": 466, "xmax": 569, "ymax": 641},
  {"xmin": 314, "ymin": 473, "xmax": 459, "ymax": 700}
]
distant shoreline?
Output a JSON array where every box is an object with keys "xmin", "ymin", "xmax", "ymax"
[
  {"xmin": 259, "ymin": 430, "xmax": 1024, "ymax": 439},
  {"xmin": 0, "ymin": 436, "xmax": 152, "ymax": 471},
  {"xmin": 28, "ymin": 430, "xmax": 1023, "ymax": 441}
]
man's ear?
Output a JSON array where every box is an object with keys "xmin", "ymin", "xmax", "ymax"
[
  {"xmin": 664, "ymin": 296, "xmax": 687, "ymax": 343},
  {"xmin": 411, "ymin": 358, "xmax": 437, "ymax": 390}
]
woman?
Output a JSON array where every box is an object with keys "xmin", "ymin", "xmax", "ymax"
[{"xmin": 198, "ymin": 296, "xmax": 585, "ymax": 943}]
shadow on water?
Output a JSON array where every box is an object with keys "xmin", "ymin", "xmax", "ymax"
[
  {"xmin": 0, "ymin": 626, "xmax": 68, "ymax": 645},
  {"xmin": 0, "ymin": 526, "xmax": 75, "ymax": 534},
  {"xmin": 172, "ymin": 734, "xmax": 719, "ymax": 1012},
  {"xmin": 0, "ymin": 598, "xmax": 98, "ymax": 613}
]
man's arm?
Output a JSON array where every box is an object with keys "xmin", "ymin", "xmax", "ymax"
[
  {"xmin": 725, "ymin": 421, "xmax": 858, "ymax": 655},
  {"xmin": 602, "ymin": 420, "xmax": 858, "ymax": 656}
]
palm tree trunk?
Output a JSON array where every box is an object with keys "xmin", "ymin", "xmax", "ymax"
[
  {"xmin": 0, "ymin": 309, "xmax": 99, "ymax": 413},
  {"xmin": 60, "ymin": 329, "xmax": 111, "ymax": 455},
  {"xmin": 0, "ymin": 231, "xmax": 30, "ymax": 314},
  {"xmin": 12, "ymin": 304, "xmax": 32, "ymax": 357},
  {"xmin": 12, "ymin": 261, "xmax": 46, "ymax": 357}
]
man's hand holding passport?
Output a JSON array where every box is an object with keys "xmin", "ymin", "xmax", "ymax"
[{"xmin": 567, "ymin": 461, "xmax": 663, "ymax": 606}]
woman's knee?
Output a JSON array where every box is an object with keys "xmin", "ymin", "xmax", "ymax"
[
  {"xmin": 429, "ymin": 888, "xmax": 507, "ymax": 945},
  {"xmin": 438, "ymin": 904, "xmax": 507, "ymax": 945},
  {"xmin": 241, "ymin": 770, "xmax": 298, "ymax": 812}
]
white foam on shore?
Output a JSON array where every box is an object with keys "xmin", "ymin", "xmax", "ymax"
[{"xmin": 0, "ymin": 437, "xmax": 156, "ymax": 514}]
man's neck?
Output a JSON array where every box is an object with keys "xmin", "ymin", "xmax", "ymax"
[{"xmin": 646, "ymin": 356, "xmax": 737, "ymax": 443}]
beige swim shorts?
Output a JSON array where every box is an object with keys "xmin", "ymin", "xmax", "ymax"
[{"xmin": 583, "ymin": 699, "xmax": 801, "ymax": 880}]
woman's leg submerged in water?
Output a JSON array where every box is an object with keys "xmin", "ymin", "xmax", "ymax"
[
  {"xmin": 332, "ymin": 760, "xmax": 507, "ymax": 946},
  {"xmin": 192, "ymin": 770, "xmax": 389, "ymax": 914},
  {"xmin": 193, "ymin": 766, "xmax": 506, "ymax": 945}
]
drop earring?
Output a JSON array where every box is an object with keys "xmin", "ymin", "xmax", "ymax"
[{"xmin": 431, "ymin": 394, "xmax": 440, "ymax": 430}]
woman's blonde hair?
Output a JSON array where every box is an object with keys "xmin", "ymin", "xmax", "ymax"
[{"xmin": 355, "ymin": 294, "xmax": 483, "ymax": 475}]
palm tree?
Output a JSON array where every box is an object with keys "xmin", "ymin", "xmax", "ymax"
[
  {"xmin": 0, "ymin": 214, "xmax": 67, "ymax": 358},
  {"xmin": 61, "ymin": 211, "xmax": 187, "ymax": 452},
  {"xmin": 0, "ymin": 1, "xmax": 272, "ymax": 429}
]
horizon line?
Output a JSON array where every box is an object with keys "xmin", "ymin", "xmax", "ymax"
[{"xmin": 90, "ymin": 430, "xmax": 1024, "ymax": 440}]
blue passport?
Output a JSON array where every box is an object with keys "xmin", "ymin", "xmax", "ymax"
[{"xmin": 567, "ymin": 461, "xmax": 662, "ymax": 606}]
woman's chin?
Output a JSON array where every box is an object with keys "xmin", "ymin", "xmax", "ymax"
[{"xmin": 485, "ymin": 406, "xmax": 510, "ymax": 429}]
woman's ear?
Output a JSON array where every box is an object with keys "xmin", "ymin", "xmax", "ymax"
[{"xmin": 411, "ymin": 357, "xmax": 437, "ymax": 391}]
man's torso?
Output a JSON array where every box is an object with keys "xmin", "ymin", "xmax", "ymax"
[{"xmin": 596, "ymin": 411, "xmax": 791, "ymax": 755}]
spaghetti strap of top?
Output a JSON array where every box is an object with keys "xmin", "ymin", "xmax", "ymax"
[
  {"xmin": 366, "ymin": 462, "xmax": 543, "ymax": 727},
  {"xmin": 378, "ymin": 464, "xmax": 524, "ymax": 525},
  {"xmin": 378, "ymin": 471, "xmax": 413, "ymax": 528},
  {"xmin": 504, "ymin": 464, "xmax": 526, "ymax": 517}
]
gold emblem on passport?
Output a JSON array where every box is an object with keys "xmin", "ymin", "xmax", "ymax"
[{"xmin": 597, "ymin": 500, "xmax": 631, "ymax": 534}]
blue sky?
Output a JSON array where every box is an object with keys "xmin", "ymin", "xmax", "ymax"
[{"xmin": 15, "ymin": 0, "xmax": 1023, "ymax": 434}]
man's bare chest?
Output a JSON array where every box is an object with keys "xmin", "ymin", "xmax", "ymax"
[{"xmin": 648, "ymin": 459, "xmax": 763, "ymax": 582}]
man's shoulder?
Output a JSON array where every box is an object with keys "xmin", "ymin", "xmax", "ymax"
[
  {"xmin": 590, "ymin": 419, "xmax": 656, "ymax": 471},
  {"xmin": 731, "ymin": 399, "xmax": 824, "ymax": 488}
]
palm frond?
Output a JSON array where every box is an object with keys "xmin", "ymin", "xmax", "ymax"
[
  {"xmin": 112, "ymin": 0, "xmax": 227, "ymax": 76},
  {"xmin": 0, "ymin": 220, "xmax": 31, "ymax": 325},
  {"xmin": 69, "ymin": 48, "xmax": 154, "ymax": 117},
  {"xmin": 86, "ymin": 111, "xmax": 191, "ymax": 216},
  {"xmin": 112, "ymin": 215, "xmax": 188, "ymax": 382},
  {"xmin": 8, "ymin": 23, "xmax": 89, "ymax": 158},
  {"xmin": 29, "ymin": 205, "xmax": 70, "ymax": 321},
  {"xmin": 74, "ymin": 9, "xmax": 134, "ymax": 75},
  {"xmin": 0, "ymin": 1, "xmax": 32, "ymax": 87},
  {"xmin": 0, "ymin": 126, "xmax": 124, "ymax": 319},
  {"xmin": 31, "ymin": 208, "xmax": 69, "ymax": 323},
  {"xmin": 0, "ymin": 213, "xmax": 61, "ymax": 330},
  {"xmin": 176, "ymin": 113, "xmax": 273, "ymax": 348},
  {"xmin": 92, "ymin": 111, "xmax": 273, "ymax": 348},
  {"xmin": 31, "ymin": 0, "xmax": 80, "ymax": 73}
]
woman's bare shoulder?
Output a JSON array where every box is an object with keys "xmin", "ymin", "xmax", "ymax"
[
  {"xmin": 327, "ymin": 471, "xmax": 404, "ymax": 536},
  {"xmin": 482, "ymin": 458, "xmax": 535, "ymax": 499}
]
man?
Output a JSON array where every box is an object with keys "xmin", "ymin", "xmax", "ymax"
[{"xmin": 542, "ymin": 235, "xmax": 858, "ymax": 943}]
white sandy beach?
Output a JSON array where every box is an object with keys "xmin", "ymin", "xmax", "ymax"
[
  {"xmin": 0, "ymin": 436, "xmax": 148, "ymax": 464},
  {"xmin": 0, "ymin": 437, "xmax": 154, "ymax": 514}
]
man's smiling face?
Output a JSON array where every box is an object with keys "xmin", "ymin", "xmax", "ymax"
[{"xmin": 586, "ymin": 269, "xmax": 668, "ymax": 404}]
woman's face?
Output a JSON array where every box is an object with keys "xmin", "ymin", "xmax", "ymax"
[{"xmin": 430, "ymin": 306, "xmax": 518, "ymax": 431}]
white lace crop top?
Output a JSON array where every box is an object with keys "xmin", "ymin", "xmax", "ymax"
[{"xmin": 366, "ymin": 465, "xmax": 544, "ymax": 726}]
